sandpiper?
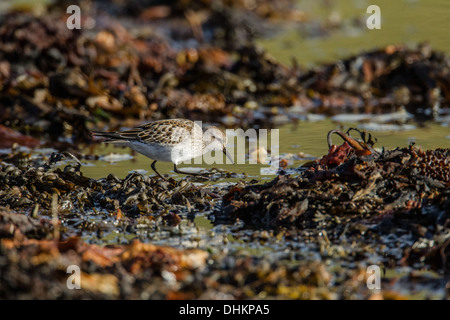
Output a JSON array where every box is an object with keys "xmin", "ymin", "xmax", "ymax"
[{"xmin": 92, "ymin": 119, "xmax": 233, "ymax": 179}]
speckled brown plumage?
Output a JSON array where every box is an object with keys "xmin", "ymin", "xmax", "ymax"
[{"xmin": 92, "ymin": 119, "xmax": 199, "ymax": 146}]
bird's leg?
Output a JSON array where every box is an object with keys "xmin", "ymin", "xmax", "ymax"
[{"xmin": 151, "ymin": 160, "xmax": 167, "ymax": 180}]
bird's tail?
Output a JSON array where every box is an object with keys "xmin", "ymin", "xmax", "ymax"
[{"xmin": 91, "ymin": 131, "xmax": 129, "ymax": 144}]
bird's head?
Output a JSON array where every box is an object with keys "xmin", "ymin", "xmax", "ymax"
[{"xmin": 202, "ymin": 126, "xmax": 234, "ymax": 164}]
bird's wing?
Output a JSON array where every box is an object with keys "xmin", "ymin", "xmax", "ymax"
[
  {"xmin": 136, "ymin": 119, "xmax": 196, "ymax": 145},
  {"xmin": 93, "ymin": 119, "xmax": 198, "ymax": 146}
]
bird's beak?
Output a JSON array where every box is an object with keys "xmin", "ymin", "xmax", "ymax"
[{"xmin": 223, "ymin": 147, "xmax": 234, "ymax": 164}]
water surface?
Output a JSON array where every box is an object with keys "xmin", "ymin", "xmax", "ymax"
[{"xmin": 83, "ymin": 119, "xmax": 450, "ymax": 181}]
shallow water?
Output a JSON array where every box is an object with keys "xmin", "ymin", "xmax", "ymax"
[
  {"xmin": 258, "ymin": 0, "xmax": 450, "ymax": 66},
  {"xmin": 82, "ymin": 119, "xmax": 450, "ymax": 181}
]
